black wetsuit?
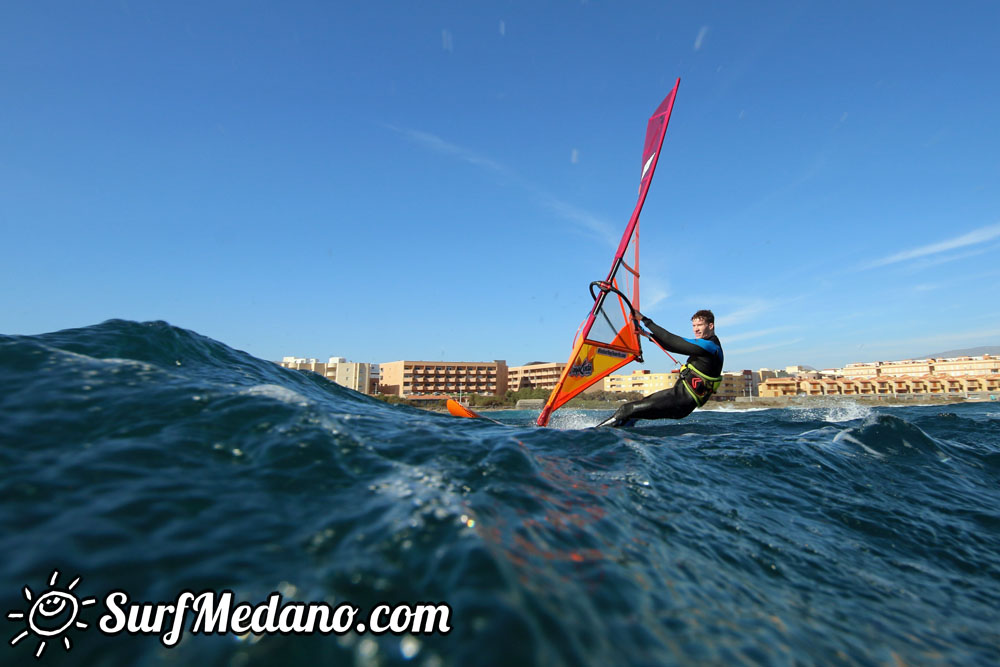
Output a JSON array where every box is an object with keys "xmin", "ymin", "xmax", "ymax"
[{"xmin": 598, "ymin": 317, "xmax": 724, "ymax": 427}]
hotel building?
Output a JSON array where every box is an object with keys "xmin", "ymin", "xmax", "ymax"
[
  {"xmin": 507, "ymin": 362, "xmax": 566, "ymax": 392},
  {"xmin": 759, "ymin": 373, "xmax": 1000, "ymax": 398},
  {"xmin": 604, "ymin": 369, "xmax": 680, "ymax": 396},
  {"xmin": 839, "ymin": 355, "xmax": 998, "ymax": 378},
  {"xmin": 606, "ymin": 368, "xmax": 763, "ymax": 401},
  {"xmin": 378, "ymin": 360, "xmax": 509, "ymax": 397},
  {"xmin": 605, "ymin": 368, "xmax": 764, "ymax": 401},
  {"xmin": 278, "ymin": 357, "xmax": 374, "ymax": 394},
  {"xmin": 715, "ymin": 370, "xmax": 756, "ymax": 401}
]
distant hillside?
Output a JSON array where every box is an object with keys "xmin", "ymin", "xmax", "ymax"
[{"xmin": 921, "ymin": 346, "xmax": 1000, "ymax": 358}]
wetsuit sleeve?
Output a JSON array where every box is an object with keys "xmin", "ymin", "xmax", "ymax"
[{"xmin": 641, "ymin": 317, "xmax": 721, "ymax": 359}]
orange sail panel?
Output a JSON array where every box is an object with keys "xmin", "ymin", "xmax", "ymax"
[{"xmin": 537, "ymin": 79, "xmax": 680, "ymax": 427}]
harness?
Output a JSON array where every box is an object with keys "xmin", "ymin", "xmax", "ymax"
[{"xmin": 679, "ymin": 363, "xmax": 722, "ymax": 407}]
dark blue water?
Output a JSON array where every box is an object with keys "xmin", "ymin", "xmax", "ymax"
[{"xmin": 2, "ymin": 320, "xmax": 999, "ymax": 665}]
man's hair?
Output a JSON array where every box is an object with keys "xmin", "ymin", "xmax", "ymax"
[{"xmin": 691, "ymin": 309, "xmax": 715, "ymax": 325}]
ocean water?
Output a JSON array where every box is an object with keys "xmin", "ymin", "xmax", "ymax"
[{"xmin": 2, "ymin": 320, "xmax": 999, "ymax": 666}]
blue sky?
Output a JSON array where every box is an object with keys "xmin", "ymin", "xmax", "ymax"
[{"xmin": 3, "ymin": 1, "xmax": 999, "ymax": 372}]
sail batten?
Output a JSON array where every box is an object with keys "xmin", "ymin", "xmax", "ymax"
[{"xmin": 536, "ymin": 79, "xmax": 680, "ymax": 427}]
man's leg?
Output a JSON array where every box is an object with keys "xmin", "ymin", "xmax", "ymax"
[{"xmin": 596, "ymin": 385, "xmax": 696, "ymax": 427}]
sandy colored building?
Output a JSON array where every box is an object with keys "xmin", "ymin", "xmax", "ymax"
[
  {"xmin": 753, "ymin": 369, "xmax": 786, "ymax": 389},
  {"xmin": 328, "ymin": 360, "xmax": 371, "ymax": 394},
  {"xmin": 760, "ymin": 354, "xmax": 1000, "ymax": 399},
  {"xmin": 604, "ymin": 369, "xmax": 679, "ymax": 396},
  {"xmin": 761, "ymin": 377, "xmax": 798, "ymax": 397},
  {"xmin": 931, "ymin": 355, "xmax": 1000, "ymax": 377},
  {"xmin": 508, "ymin": 362, "xmax": 566, "ymax": 392},
  {"xmin": 836, "ymin": 354, "xmax": 998, "ymax": 378},
  {"xmin": 278, "ymin": 356, "xmax": 373, "ymax": 394},
  {"xmin": 880, "ymin": 359, "xmax": 933, "ymax": 377},
  {"xmin": 280, "ymin": 357, "xmax": 326, "ymax": 373},
  {"xmin": 840, "ymin": 362, "xmax": 881, "ymax": 380},
  {"xmin": 758, "ymin": 373, "xmax": 1000, "ymax": 398},
  {"xmin": 606, "ymin": 368, "xmax": 758, "ymax": 401},
  {"xmin": 379, "ymin": 360, "xmax": 508, "ymax": 397},
  {"xmin": 714, "ymin": 371, "xmax": 755, "ymax": 401}
]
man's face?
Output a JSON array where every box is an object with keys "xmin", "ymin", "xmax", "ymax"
[{"xmin": 691, "ymin": 317, "xmax": 714, "ymax": 339}]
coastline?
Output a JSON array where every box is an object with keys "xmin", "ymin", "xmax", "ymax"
[{"xmin": 426, "ymin": 395, "xmax": 988, "ymax": 414}]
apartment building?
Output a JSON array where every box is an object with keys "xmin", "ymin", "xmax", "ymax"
[
  {"xmin": 507, "ymin": 362, "xmax": 566, "ymax": 392},
  {"xmin": 879, "ymin": 359, "xmax": 933, "ymax": 377},
  {"xmin": 604, "ymin": 369, "xmax": 679, "ymax": 396},
  {"xmin": 839, "ymin": 362, "xmax": 881, "ymax": 380},
  {"xmin": 715, "ymin": 370, "xmax": 755, "ymax": 401},
  {"xmin": 280, "ymin": 357, "xmax": 326, "ymax": 373},
  {"xmin": 761, "ymin": 377, "xmax": 798, "ymax": 397},
  {"xmin": 605, "ymin": 368, "xmax": 761, "ymax": 400},
  {"xmin": 753, "ymin": 368, "xmax": 785, "ymax": 387},
  {"xmin": 329, "ymin": 360, "xmax": 371, "ymax": 394},
  {"xmin": 930, "ymin": 355, "xmax": 999, "ymax": 377},
  {"xmin": 759, "ymin": 374, "xmax": 1000, "ymax": 397},
  {"xmin": 277, "ymin": 357, "xmax": 373, "ymax": 394},
  {"xmin": 836, "ymin": 355, "xmax": 998, "ymax": 378},
  {"xmin": 379, "ymin": 360, "xmax": 509, "ymax": 397}
]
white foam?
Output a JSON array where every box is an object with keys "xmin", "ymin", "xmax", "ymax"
[
  {"xmin": 832, "ymin": 430, "xmax": 885, "ymax": 458},
  {"xmin": 548, "ymin": 410, "xmax": 601, "ymax": 430},
  {"xmin": 789, "ymin": 402, "xmax": 874, "ymax": 423},
  {"xmin": 822, "ymin": 403, "xmax": 874, "ymax": 423},
  {"xmin": 241, "ymin": 384, "xmax": 310, "ymax": 406}
]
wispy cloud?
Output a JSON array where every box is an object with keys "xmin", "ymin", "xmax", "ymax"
[
  {"xmin": 717, "ymin": 298, "xmax": 786, "ymax": 327},
  {"xmin": 389, "ymin": 125, "xmax": 618, "ymax": 246},
  {"xmin": 640, "ymin": 277, "xmax": 672, "ymax": 311},
  {"xmin": 441, "ymin": 29, "xmax": 453, "ymax": 53},
  {"xmin": 539, "ymin": 197, "xmax": 618, "ymax": 246},
  {"xmin": 694, "ymin": 26, "xmax": 709, "ymax": 51},
  {"xmin": 864, "ymin": 221, "xmax": 1000, "ymax": 270},
  {"xmin": 852, "ymin": 327, "xmax": 1000, "ymax": 357},
  {"xmin": 899, "ymin": 241, "xmax": 1000, "ymax": 273},
  {"xmin": 388, "ymin": 126, "xmax": 508, "ymax": 173},
  {"xmin": 740, "ymin": 152, "xmax": 828, "ymax": 213},
  {"xmin": 728, "ymin": 338, "xmax": 805, "ymax": 355},
  {"xmin": 724, "ymin": 326, "xmax": 800, "ymax": 343}
]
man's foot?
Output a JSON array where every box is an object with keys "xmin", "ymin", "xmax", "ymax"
[{"xmin": 595, "ymin": 415, "xmax": 637, "ymax": 428}]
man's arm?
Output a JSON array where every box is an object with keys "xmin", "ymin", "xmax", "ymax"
[{"xmin": 641, "ymin": 316, "xmax": 720, "ymax": 358}]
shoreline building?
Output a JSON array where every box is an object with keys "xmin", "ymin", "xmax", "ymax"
[
  {"xmin": 759, "ymin": 374, "xmax": 1000, "ymax": 398},
  {"xmin": 760, "ymin": 355, "xmax": 1000, "ymax": 400},
  {"xmin": 604, "ymin": 369, "xmax": 680, "ymax": 396},
  {"xmin": 715, "ymin": 370, "xmax": 757, "ymax": 401},
  {"xmin": 606, "ymin": 368, "xmax": 774, "ymax": 401},
  {"xmin": 838, "ymin": 354, "xmax": 998, "ymax": 378},
  {"xmin": 277, "ymin": 357, "xmax": 374, "ymax": 395},
  {"xmin": 378, "ymin": 360, "xmax": 509, "ymax": 398},
  {"xmin": 507, "ymin": 362, "xmax": 566, "ymax": 392}
]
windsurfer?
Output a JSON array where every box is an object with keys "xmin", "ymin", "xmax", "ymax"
[{"xmin": 596, "ymin": 310, "xmax": 723, "ymax": 427}]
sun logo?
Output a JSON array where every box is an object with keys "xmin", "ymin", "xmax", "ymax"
[{"xmin": 7, "ymin": 570, "xmax": 97, "ymax": 659}]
